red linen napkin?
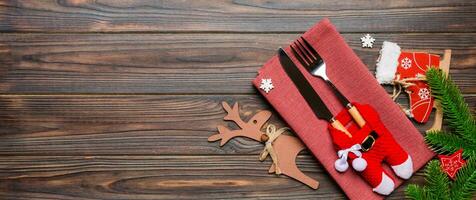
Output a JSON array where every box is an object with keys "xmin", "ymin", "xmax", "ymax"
[{"xmin": 252, "ymin": 18, "xmax": 434, "ymax": 199}]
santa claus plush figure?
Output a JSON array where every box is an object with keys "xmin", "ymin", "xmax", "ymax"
[
  {"xmin": 329, "ymin": 103, "xmax": 413, "ymax": 195},
  {"xmin": 375, "ymin": 41, "xmax": 440, "ymax": 123}
]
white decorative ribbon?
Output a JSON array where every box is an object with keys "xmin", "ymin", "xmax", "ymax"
[
  {"xmin": 259, "ymin": 124, "xmax": 288, "ymax": 175},
  {"xmin": 335, "ymin": 144, "xmax": 363, "ymax": 172}
]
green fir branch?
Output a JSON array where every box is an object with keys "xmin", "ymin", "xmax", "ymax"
[
  {"xmin": 426, "ymin": 68, "xmax": 476, "ymax": 143},
  {"xmin": 405, "ymin": 160, "xmax": 450, "ymax": 200},
  {"xmin": 425, "ymin": 160, "xmax": 451, "ymax": 199},
  {"xmin": 425, "ymin": 130, "xmax": 476, "ymax": 158},
  {"xmin": 406, "ymin": 159, "xmax": 476, "ymax": 200},
  {"xmin": 451, "ymin": 157, "xmax": 476, "ymax": 200},
  {"xmin": 405, "ymin": 67, "xmax": 476, "ymax": 200},
  {"xmin": 406, "ymin": 184, "xmax": 427, "ymax": 200}
]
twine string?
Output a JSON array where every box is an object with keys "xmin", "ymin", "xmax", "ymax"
[{"xmin": 259, "ymin": 124, "xmax": 289, "ymax": 175}]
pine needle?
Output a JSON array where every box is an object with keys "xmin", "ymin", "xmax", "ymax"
[
  {"xmin": 425, "ymin": 130, "xmax": 476, "ymax": 158},
  {"xmin": 406, "ymin": 184, "xmax": 427, "ymax": 200},
  {"xmin": 425, "ymin": 160, "xmax": 450, "ymax": 199},
  {"xmin": 426, "ymin": 68, "xmax": 476, "ymax": 143},
  {"xmin": 451, "ymin": 157, "xmax": 476, "ymax": 200}
]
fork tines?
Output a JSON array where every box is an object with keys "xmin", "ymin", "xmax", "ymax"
[{"xmin": 290, "ymin": 37, "xmax": 322, "ymax": 70}]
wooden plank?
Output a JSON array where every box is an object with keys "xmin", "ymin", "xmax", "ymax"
[
  {"xmin": 0, "ymin": 155, "xmax": 426, "ymax": 199},
  {"xmin": 0, "ymin": 33, "xmax": 474, "ymax": 94},
  {"xmin": 1, "ymin": 0, "xmax": 475, "ymax": 33},
  {"xmin": 0, "ymin": 94, "xmax": 474, "ymax": 156}
]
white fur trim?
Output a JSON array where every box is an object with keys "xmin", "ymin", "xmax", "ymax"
[
  {"xmin": 391, "ymin": 155, "xmax": 413, "ymax": 179},
  {"xmin": 372, "ymin": 172, "xmax": 395, "ymax": 195},
  {"xmin": 375, "ymin": 41, "xmax": 401, "ymax": 84}
]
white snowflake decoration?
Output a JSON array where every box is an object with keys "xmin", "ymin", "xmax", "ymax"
[
  {"xmin": 360, "ymin": 34, "xmax": 375, "ymax": 48},
  {"xmin": 259, "ymin": 78, "xmax": 274, "ymax": 93},
  {"xmin": 401, "ymin": 57, "xmax": 412, "ymax": 69},
  {"xmin": 418, "ymin": 88, "xmax": 430, "ymax": 100}
]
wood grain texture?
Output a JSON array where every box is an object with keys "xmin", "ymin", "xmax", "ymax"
[
  {"xmin": 0, "ymin": 94, "xmax": 474, "ymax": 156},
  {"xmin": 0, "ymin": 33, "xmax": 474, "ymax": 94},
  {"xmin": 1, "ymin": 0, "xmax": 475, "ymax": 33},
  {"xmin": 0, "ymin": 155, "xmax": 427, "ymax": 200},
  {"xmin": 1, "ymin": 1, "xmax": 476, "ymax": 199}
]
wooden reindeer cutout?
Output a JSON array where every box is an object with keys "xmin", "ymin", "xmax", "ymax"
[{"xmin": 208, "ymin": 101, "xmax": 319, "ymax": 189}]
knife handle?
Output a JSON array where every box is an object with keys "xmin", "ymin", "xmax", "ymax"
[
  {"xmin": 348, "ymin": 106, "xmax": 366, "ymax": 128},
  {"xmin": 326, "ymin": 81, "xmax": 366, "ymax": 128},
  {"xmin": 330, "ymin": 120, "xmax": 352, "ymax": 138}
]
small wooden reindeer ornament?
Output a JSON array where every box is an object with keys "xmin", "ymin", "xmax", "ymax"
[{"xmin": 208, "ymin": 101, "xmax": 319, "ymax": 189}]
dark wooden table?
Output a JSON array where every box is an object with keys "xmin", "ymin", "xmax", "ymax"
[{"xmin": 0, "ymin": 1, "xmax": 475, "ymax": 199}]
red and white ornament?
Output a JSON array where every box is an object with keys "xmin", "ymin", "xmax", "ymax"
[
  {"xmin": 375, "ymin": 41, "xmax": 440, "ymax": 123},
  {"xmin": 438, "ymin": 149, "xmax": 466, "ymax": 180}
]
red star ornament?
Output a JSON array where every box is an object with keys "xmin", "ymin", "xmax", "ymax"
[{"xmin": 438, "ymin": 149, "xmax": 466, "ymax": 180}]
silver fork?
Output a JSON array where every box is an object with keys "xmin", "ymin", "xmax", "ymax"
[{"xmin": 290, "ymin": 37, "xmax": 366, "ymax": 128}]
